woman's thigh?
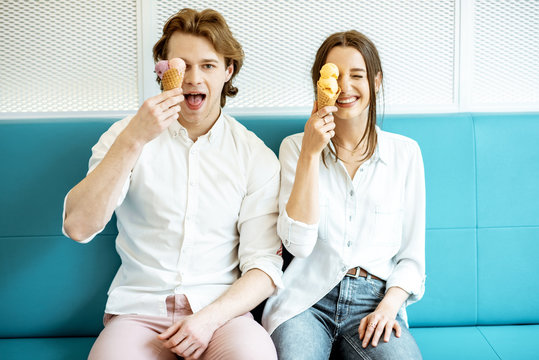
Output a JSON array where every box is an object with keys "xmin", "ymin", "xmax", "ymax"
[
  {"xmin": 338, "ymin": 316, "xmax": 422, "ymax": 360},
  {"xmin": 336, "ymin": 277, "xmax": 422, "ymax": 359},
  {"xmin": 271, "ymin": 308, "xmax": 334, "ymax": 360}
]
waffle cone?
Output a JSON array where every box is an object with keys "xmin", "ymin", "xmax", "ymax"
[
  {"xmin": 162, "ymin": 68, "xmax": 184, "ymax": 91},
  {"xmin": 317, "ymin": 82, "xmax": 341, "ymax": 108}
]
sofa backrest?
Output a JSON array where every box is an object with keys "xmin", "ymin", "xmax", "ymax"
[{"xmin": 1, "ymin": 113, "xmax": 538, "ymax": 337}]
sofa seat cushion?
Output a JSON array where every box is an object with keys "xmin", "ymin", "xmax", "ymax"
[
  {"xmin": 478, "ymin": 324, "xmax": 539, "ymax": 360},
  {"xmin": 411, "ymin": 326, "xmax": 499, "ymax": 359},
  {"xmin": 411, "ymin": 325, "xmax": 539, "ymax": 360}
]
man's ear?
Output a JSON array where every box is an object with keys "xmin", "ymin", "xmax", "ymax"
[{"xmin": 225, "ymin": 63, "xmax": 234, "ymax": 82}]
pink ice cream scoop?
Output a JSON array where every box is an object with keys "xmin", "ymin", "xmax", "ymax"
[
  {"xmin": 168, "ymin": 58, "xmax": 186, "ymax": 73},
  {"xmin": 155, "ymin": 60, "xmax": 170, "ymax": 79}
]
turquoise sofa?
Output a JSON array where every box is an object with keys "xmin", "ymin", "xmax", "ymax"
[{"xmin": 1, "ymin": 113, "xmax": 538, "ymax": 360}]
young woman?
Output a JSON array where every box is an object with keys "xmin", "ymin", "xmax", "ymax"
[{"xmin": 262, "ymin": 30, "xmax": 425, "ymax": 359}]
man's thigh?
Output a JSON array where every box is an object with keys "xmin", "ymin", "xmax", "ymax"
[
  {"xmin": 271, "ymin": 309, "xmax": 333, "ymax": 360},
  {"xmin": 201, "ymin": 313, "xmax": 277, "ymax": 360},
  {"xmin": 88, "ymin": 314, "xmax": 177, "ymax": 360}
]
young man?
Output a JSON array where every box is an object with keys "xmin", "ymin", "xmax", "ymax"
[{"xmin": 63, "ymin": 8, "xmax": 282, "ymax": 360}]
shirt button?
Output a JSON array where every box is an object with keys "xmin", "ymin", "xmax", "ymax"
[
  {"xmin": 347, "ymin": 241, "xmax": 352, "ymax": 247},
  {"xmin": 360, "ymin": 168, "xmax": 364, "ymax": 172},
  {"xmin": 349, "ymin": 215, "xmax": 352, "ymax": 221},
  {"xmin": 341, "ymin": 266, "xmax": 347, "ymax": 272},
  {"xmin": 350, "ymin": 190, "xmax": 354, "ymax": 196}
]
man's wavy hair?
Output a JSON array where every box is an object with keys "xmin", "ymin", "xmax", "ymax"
[{"xmin": 153, "ymin": 8, "xmax": 244, "ymax": 107}]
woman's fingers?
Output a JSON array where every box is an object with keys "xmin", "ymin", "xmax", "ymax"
[{"xmin": 362, "ymin": 319, "xmax": 377, "ymax": 348}]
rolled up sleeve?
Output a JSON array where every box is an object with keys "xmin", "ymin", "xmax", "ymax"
[
  {"xmin": 61, "ymin": 119, "xmax": 131, "ymax": 243},
  {"xmin": 237, "ymin": 145, "xmax": 284, "ymax": 291},
  {"xmin": 385, "ymin": 142, "xmax": 426, "ymax": 305},
  {"xmin": 276, "ymin": 136, "xmax": 319, "ymax": 257}
]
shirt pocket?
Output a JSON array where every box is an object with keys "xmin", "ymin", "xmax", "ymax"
[{"xmin": 373, "ymin": 205, "xmax": 403, "ymax": 245}]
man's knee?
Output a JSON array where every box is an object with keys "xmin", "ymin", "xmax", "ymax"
[{"xmin": 202, "ymin": 316, "xmax": 277, "ymax": 360}]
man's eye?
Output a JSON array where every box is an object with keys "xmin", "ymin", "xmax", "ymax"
[{"xmin": 203, "ymin": 64, "xmax": 214, "ymax": 69}]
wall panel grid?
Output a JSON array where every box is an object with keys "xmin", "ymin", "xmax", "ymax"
[
  {"xmin": 153, "ymin": 0, "xmax": 456, "ymax": 112},
  {"xmin": 470, "ymin": 0, "xmax": 539, "ymax": 107},
  {"xmin": 1, "ymin": 0, "xmax": 538, "ymax": 116},
  {"xmin": 0, "ymin": 0, "xmax": 139, "ymax": 113}
]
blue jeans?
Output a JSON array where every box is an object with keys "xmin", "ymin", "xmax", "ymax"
[{"xmin": 271, "ymin": 275, "xmax": 422, "ymax": 360}]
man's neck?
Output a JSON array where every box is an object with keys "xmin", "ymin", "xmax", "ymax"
[{"xmin": 178, "ymin": 109, "xmax": 221, "ymax": 142}]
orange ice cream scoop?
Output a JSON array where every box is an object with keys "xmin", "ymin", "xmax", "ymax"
[{"xmin": 317, "ymin": 63, "xmax": 341, "ymax": 107}]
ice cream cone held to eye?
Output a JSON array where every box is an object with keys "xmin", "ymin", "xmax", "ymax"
[
  {"xmin": 317, "ymin": 63, "xmax": 341, "ymax": 108},
  {"xmin": 155, "ymin": 58, "xmax": 186, "ymax": 91}
]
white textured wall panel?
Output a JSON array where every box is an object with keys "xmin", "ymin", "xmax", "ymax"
[
  {"xmin": 0, "ymin": 0, "xmax": 139, "ymax": 113},
  {"xmin": 471, "ymin": 0, "xmax": 539, "ymax": 105},
  {"xmin": 155, "ymin": 1, "xmax": 456, "ymax": 111}
]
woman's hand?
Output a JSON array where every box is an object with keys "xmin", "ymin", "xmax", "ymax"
[
  {"xmin": 358, "ymin": 306, "xmax": 401, "ymax": 348},
  {"xmin": 300, "ymin": 101, "xmax": 337, "ymax": 158},
  {"xmin": 358, "ymin": 286, "xmax": 410, "ymax": 348}
]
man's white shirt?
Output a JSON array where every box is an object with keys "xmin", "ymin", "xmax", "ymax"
[{"xmin": 63, "ymin": 113, "xmax": 283, "ymax": 316}]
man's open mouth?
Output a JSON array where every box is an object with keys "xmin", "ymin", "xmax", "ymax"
[{"xmin": 184, "ymin": 93, "xmax": 206, "ymax": 110}]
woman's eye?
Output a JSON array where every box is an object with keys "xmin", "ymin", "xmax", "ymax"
[{"xmin": 352, "ymin": 75, "xmax": 363, "ymax": 79}]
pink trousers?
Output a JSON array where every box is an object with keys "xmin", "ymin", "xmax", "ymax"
[{"xmin": 88, "ymin": 295, "xmax": 277, "ymax": 360}]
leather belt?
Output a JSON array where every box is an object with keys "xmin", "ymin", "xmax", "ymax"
[{"xmin": 346, "ymin": 266, "xmax": 382, "ymax": 281}]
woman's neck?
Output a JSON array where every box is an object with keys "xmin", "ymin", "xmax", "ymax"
[{"xmin": 333, "ymin": 113, "xmax": 369, "ymax": 150}]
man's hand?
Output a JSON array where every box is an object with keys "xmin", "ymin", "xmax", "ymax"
[
  {"xmin": 123, "ymin": 88, "xmax": 184, "ymax": 145},
  {"xmin": 158, "ymin": 312, "xmax": 219, "ymax": 360}
]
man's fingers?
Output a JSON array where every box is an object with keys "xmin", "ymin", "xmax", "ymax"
[
  {"xmin": 175, "ymin": 341, "xmax": 197, "ymax": 357},
  {"xmin": 147, "ymin": 88, "xmax": 182, "ymax": 107},
  {"xmin": 160, "ymin": 105, "xmax": 181, "ymax": 121},
  {"xmin": 189, "ymin": 346, "xmax": 206, "ymax": 360},
  {"xmin": 158, "ymin": 321, "xmax": 181, "ymax": 340},
  {"xmin": 160, "ymin": 95, "xmax": 184, "ymax": 110}
]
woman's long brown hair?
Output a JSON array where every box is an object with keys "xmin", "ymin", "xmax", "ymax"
[{"xmin": 312, "ymin": 30, "xmax": 383, "ymax": 165}]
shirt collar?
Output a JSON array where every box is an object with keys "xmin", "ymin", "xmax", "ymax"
[
  {"xmin": 374, "ymin": 125, "xmax": 390, "ymax": 166},
  {"xmin": 322, "ymin": 125, "xmax": 389, "ymax": 166},
  {"xmin": 167, "ymin": 111, "xmax": 225, "ymax": 145}
]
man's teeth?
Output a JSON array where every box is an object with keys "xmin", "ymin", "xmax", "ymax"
[{"xmin": 337, "ymin": 97, "xmax": 356, "ymax": 104}]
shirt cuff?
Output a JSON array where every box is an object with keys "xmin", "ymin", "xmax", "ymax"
[
  {"xmin": 241, "ymin": 259, "xmax": 284, "ymax": 292},
  {"xmin": 277, "ymin": 208, "xmax": 318, "ymax": 249},
  {"xmin": 385, "ymin": 265, "xmax": 426, "ymax": 306}
]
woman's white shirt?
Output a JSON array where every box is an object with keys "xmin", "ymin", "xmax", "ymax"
[{"xmin": 262, "ymin": 126, "xmax": 425, "ymax": 334}]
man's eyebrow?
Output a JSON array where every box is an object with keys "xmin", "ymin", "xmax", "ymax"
[{"xmin": 201, "ymin": 58, "xmax": 219, "ymax": 63}]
